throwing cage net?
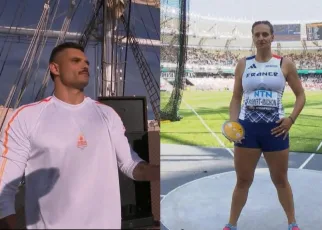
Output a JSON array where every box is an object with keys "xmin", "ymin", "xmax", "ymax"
[{"xmin": 160, "ymin": 0, "xmax": 189, "ymax": 121}]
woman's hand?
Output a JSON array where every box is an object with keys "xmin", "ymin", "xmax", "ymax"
[{"xmin": 271, "ymin": 117, "xmax": 293, "ymax": 139}]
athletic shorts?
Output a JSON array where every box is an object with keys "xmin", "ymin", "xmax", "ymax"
[{"xmin": 234, "ymin": 119, "xmax": 289, "ymax": 152}]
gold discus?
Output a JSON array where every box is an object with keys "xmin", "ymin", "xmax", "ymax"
[{"xmin": 222, "ymin": 120, "xmax": 245, "ymax": 142}]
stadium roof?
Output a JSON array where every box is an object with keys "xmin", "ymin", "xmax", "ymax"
[{"xmin": 161, "ymin": 6, "xmax": 322, "ymax": 24}]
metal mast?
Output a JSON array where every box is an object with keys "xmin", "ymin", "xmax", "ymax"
[{"xmin": 101, "ymin": 0, "xmax": 125, "ymax": 97}]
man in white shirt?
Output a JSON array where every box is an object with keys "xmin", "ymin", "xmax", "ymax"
[{"xmin": 0, "ymin": 42, "xmax": 159, "ymax": 229}]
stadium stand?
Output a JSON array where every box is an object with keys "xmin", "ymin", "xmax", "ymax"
[{"xmin": 161, "ymin": 7, "xmax": 322, "ymax": 91}]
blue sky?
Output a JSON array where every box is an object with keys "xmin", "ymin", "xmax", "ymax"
[{"xmin": 0, "ymin": 0, "xmax": 159, "ymax": 119}]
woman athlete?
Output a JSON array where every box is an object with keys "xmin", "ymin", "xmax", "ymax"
[{"xmin": 223, "ymin": 21, "xmax": 306, "ymax": 230}]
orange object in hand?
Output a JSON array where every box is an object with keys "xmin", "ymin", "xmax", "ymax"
[{"xmin": 221, "ymin": 121, "xmax": 245, "ymax": 143}]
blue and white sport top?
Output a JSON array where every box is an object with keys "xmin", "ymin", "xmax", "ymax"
[{"xmin": 239, "ymin": 54, "xmax": 286, "ymax": 123}]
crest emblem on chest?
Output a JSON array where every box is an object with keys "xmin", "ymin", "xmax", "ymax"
[{"xmin": 77, "ymin": 134, "xmax": 87, "ymax": 149}]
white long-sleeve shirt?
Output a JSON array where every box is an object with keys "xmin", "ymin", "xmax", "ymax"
[{"xmin": 0, "ymin": 95, "xmax": 144, "ymax": 229}]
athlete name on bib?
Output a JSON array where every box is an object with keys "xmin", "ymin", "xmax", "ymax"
[{"xmin": 245, "ymin": 90, "xmax": 278, "ymax": 111}]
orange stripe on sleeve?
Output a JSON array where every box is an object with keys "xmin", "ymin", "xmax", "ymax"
[{"xmin": 0, "ymin": 98, "xmax": 51, "ymax": 186}]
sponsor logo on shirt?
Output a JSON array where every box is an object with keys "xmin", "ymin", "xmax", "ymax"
[{"xmin": 245, "ymin": 90, "xmax": 278, "ymax": 111}]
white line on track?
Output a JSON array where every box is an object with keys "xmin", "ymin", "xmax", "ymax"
[
  {"xmin": 299, "ymin": 153, "xmax": 315, "ymax": 169},
  {"xmin": 183, "ymin": 100, "xmax": 234, "ymax": 157},
  {"xmin": 298, "ymin": 142, "xmax": 322, "ymax": 169},
  {"xmin": 317, "ymin": 141, "xmax": 322, "ymax": 153}
]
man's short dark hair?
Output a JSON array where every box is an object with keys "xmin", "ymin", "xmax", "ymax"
[{"xmin": 49, "ymin": 42, "xmax": 85, "ymax": 81}]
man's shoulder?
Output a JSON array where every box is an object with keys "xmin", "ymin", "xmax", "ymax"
[
  {"xmin": 87, "ymin": 98, "xmax": 125, "ymax": 129},
  {"xmin": 17, "ymin": 96, "xmax": 51, "ymax": 113},
  {"xmin": 10, "ymin": 97, "xmax": 52, "ymax": 122},
  {"xmin": 0, "ymin": 97, "xmax": 52, "ymax": 136},
  {"xmin": 91, "ymin": 99, "xmax": 118, "ymax": 115}
]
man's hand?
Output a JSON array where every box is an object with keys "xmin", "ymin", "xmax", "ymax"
[
  {"xmin": 132, "ymin": 162, "xmax": 160, "ymax": 181},
  {"xmin": 146, "ymin": 164, "xmax": 160, "ymax": 181},
  {"xmin": 1, "ymin": 214, "xmax": 16, "ymax": 229}
]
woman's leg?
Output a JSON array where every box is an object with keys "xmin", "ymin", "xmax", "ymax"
[
  {"xmin": 227, "ymin": 146, "xmax": 262, "ymax": 226},
  {"xmin": 263, "ymin": 149, "xmax": 296, "ymax": 224}
]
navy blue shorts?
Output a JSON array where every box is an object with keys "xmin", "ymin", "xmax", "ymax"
[{"xmin": 234, "ymin": 119, "xmax": 289, "ymax": 152}]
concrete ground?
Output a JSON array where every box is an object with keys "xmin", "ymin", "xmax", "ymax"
[{"xmin": 161, "ymin": 143, "xmax": 322, "ymax": 230}]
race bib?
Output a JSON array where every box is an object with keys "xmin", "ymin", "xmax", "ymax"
[{"xmin": 245, "ymin": 90, "xmax": 278, "ymax": 111}]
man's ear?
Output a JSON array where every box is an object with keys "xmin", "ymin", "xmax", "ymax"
[{"xmin": 49, "ymin": 62, "xmax": 59, "ymax": 76}]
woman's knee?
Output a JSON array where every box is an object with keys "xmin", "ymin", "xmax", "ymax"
[
  {"xmin": 270, "ymin": 172, "xmax": 288, "ymax": 188},
  {"xmin": 236, "ymin": 175, "xmax": 254, "ymax": 189}
]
